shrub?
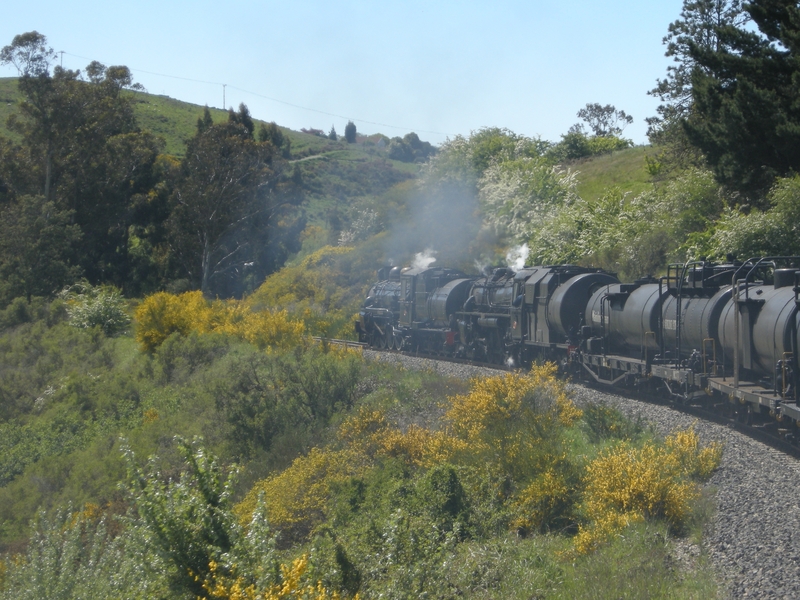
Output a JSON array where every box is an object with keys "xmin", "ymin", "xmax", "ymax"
[
  {"xmin": 123, "ymin": 437, "xmax": 240, "ymax": 597},
  {"xmin": 0, "ymin": 509, "xmax": 146, "ymax": 600},
  {"xmin": 574, "ymin": 427, "xmax": 722, "ymax": 554},
  {"xmin": 135, "ymin": 291, "xmax": 205, "ymax": 351},
  {"xmin": 444, "ymin": 364, "xmax": 581, "ymax": 480},
  {"xmin": 216, "ymin": 346, "xmax": 363, "ymax": 459},
  {"xmin": 202, "ymin": 554, "xmax": 355, "ymax": 599},
  {"xmin": 135, "ymin": 290, "xmax": 305, "ymax": 352},
  {"xmin": 59, "ymin": 282, "xmax": 131, "ymax": 336},
  {"xmin": 582, "ymin": 401, "xmax": 645, "ymax": 442},
  {"xmin": 236, "ymin": 448, "xmax": 366, "ymax": 544}
]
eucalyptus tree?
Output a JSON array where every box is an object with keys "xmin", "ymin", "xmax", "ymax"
[
  {"xmin": 0, "ymin": 31, "xmax": 163, "ymax": 291},
  {"xmin": 168, "ymin": 106, "xmax": 303, "ymax": 297}
]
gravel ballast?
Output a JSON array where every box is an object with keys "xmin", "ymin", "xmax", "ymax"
[{"xmin": 365, "ymin": 350, "xmax": 800, "ymax": 599}]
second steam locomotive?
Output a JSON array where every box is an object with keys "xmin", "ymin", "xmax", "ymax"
[{"xmin": 356, "ymin": 257, "xmax": 800, "ymax": 434}]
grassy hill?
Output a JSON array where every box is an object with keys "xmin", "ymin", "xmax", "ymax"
[
  {"xmin": 0, "ymin": 77, "xmax": 419, "ymax": 163},
  {"xmin": 571, "ymin": 145, "xmax": 655, "ymax": 202}
]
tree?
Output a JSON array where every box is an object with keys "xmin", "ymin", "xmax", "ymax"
[
  {"xmin": 0, "ymin": 194, "xmax": 82, "ymax": 304},
  {"xmin": 344, "ymin": 120, "xmax": 357, "ymax": 143},
  {"xmin": 328, "ymin": 125, "xmax": 337, "ymax": 140},
  {"xmin": 1, "ymin": 33, "xmax": 163, "ymax": 290},
  {"xmin": 168, "ymin": 119, "xmax": 270, "ymax": 295},
  {"xmin": 1, "ymin": 31, "xmax": 63, "ymax": 202},
  {"xmin": 228, "ymin": 102, "xmax": 254, "ymax": 136},
  {"xmin": 575, "ymin": 103, "xmax": 633, "ymax": 137},
  {"xmin": 646, "ymin": 1, "xmax": 748, "ymax": 172},
  {"xmin": 0, "ymin": 30, "xmax": 53, "ymax": 76},
  {"xmin": 257, "ymin": 121, "xmax": 287, "ymax": 156},
  {"xmin": 684, "ymin": 0, "xmax": 800, "ymax": 195},
  {"xmin": 648, "ymin": 1, "xmax": 748, "ymax": 128},
  {"xmin": 196, "ymin": 105, "xmax": 214, "ymax": 133},
  {"xmin": 168, "ymin": 106, "xmax": 303, "ymax": 297}
]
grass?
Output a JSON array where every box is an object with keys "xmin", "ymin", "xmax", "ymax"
[
  {"xmin": 555, "ymin": 522, "xmax": 718, "ymax": 599},
  {"xmin": 571, "ymin": 146, "xmax": 656, "ymax": 202}
]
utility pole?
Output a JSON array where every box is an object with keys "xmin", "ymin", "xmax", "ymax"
[
  {"xmin": 58, "ymin": 51, "xmax": 64, "ymax": 68},
  {"xmin": 223, "ymin": 84, "xmax": 226, "ymax": 110}
]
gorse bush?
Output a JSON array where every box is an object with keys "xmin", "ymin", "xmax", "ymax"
[
  {"xmin": 135, "ymin": 290, "xmax": 305, "ymax": 352},
  {"xmin": 215, "ymin": 346, "xmax": 363, "ymax": 460},
  {"xmin": 239, "ymin": 364, "xmax": 585, "ymax": 545},
  {"xmin": 1, "ymin": 441, "xmax": 358, "ymax": 600},
  {"xmin": 574, "ymin": 427, "xmax": 722, "ymax": 554},
  {"xmin": 202, "ymin": 554, "xmax": 356, "ymax": 600},
  {"xmin": 245, "ymin": 245, "xmax": 370, "ymax": 340},
  {"xmin": 237, "ymin": 448, "xmax": 367, "ymax": 545},
  {"xmin": 582, "ymin": 401, "xmax": 646, "ymax": 443},
  {"xmin": 123, "ymin": 438, "xmax": 359, "ymax": 599}
]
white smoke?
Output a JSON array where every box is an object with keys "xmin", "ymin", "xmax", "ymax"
[
  {"xmin": 505, "ymin": 244, "xmax": 529, "ymax": 271},
  {"xmin": 412, "ymin": 249, "xmax": 437, "ymax": 269},
  {"xmin": 474, "ymin": 259, "xmax": 490, "ymax": 274}
]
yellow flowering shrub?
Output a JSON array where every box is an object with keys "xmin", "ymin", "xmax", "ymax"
[
  {"xmin": 337, "ymin": 408, "xmax": 464, "ymax": 468},
  {"xmin": 135, "ymin": 291, "xmax": 306, "ymax": 352},
  {"xmin": 573, "ymin": 427, "xmax": 723, "ymax": 554},
  {"xmin": 236, "ymin": 449, "xmax": 365, "ymax": 541},
  {"xmin": 665, "ymin": 425, "xmax": 724, "ymax": 479},
  {"xmin": 202, "ymin": 555, "xmax": 358, "ymax": 600},
  {"xmin": 444, "ymin": 364, "xmax": 581, "ymax": 480},
  {"xmin": 510, "ymin": 469, "xmax": 572, "ymax": 534},
  {"xmin": 135, "ymin": 291, "xmax": 204, "ymax": 351},
  {"xmin": 244, "ymin": 245, "xmax": 369, "ymax": 339}
]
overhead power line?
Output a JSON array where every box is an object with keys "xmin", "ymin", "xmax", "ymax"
[{"xmin": 63, "ymin": 52, "xmax": 455, "ymax": 138}]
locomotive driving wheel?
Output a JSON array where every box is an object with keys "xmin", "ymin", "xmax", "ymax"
[
  {"xmin": 393, "ymin": 328, "xmax": 404, "ymax": 351},
  {"xmin": 386, "ymin": 328, "xmax": 394, "ymax": 350},
  {"xmin": 372, "ymin": 328, "xmax": 387, "ymax": 349}
]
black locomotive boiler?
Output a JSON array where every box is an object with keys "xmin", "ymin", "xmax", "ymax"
[{"xmin": 356, "ymin": 256, "xmax": 800, "ymax": 435}]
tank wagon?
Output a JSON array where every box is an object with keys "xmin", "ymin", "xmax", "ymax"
[{"xmin": 357, "ymin": 256, "xmax": 800, "ymax": 436}]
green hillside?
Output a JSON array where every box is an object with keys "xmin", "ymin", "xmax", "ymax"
[
  {"xmin": 0, "ymin": 76, "xmax": 422, "ymax": 166},
  {"xmin": 572, "ymin": 145, "xmax": 655, "ymax": 202}
]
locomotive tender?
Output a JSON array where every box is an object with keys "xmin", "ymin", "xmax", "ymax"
[{"xmin": 356, "ymin": 257, "xmax": 800, "ymax": 434}]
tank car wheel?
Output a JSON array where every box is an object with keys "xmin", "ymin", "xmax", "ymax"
[{"xmin": 737, "ymin": 405, "xmax": 754, "ymax": 426}]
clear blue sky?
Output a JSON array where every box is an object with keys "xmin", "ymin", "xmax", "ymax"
[{"xmin": 1, "ymin": 1, "xmax": 685, "ymax": 146}]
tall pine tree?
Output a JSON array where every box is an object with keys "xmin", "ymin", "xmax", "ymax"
[{"xmin": 685, "ymin": 0, "xmax": 800, "ymax": 196}]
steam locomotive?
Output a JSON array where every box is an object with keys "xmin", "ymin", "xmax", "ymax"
[{"xmin": 356, "ymin": 257, "xmax": 800, "ymax": 433}]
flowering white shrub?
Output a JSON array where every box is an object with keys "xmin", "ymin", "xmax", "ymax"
[{"xmin": 59, "ymin": 281, "xmax": 131, "ymax": 336}]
